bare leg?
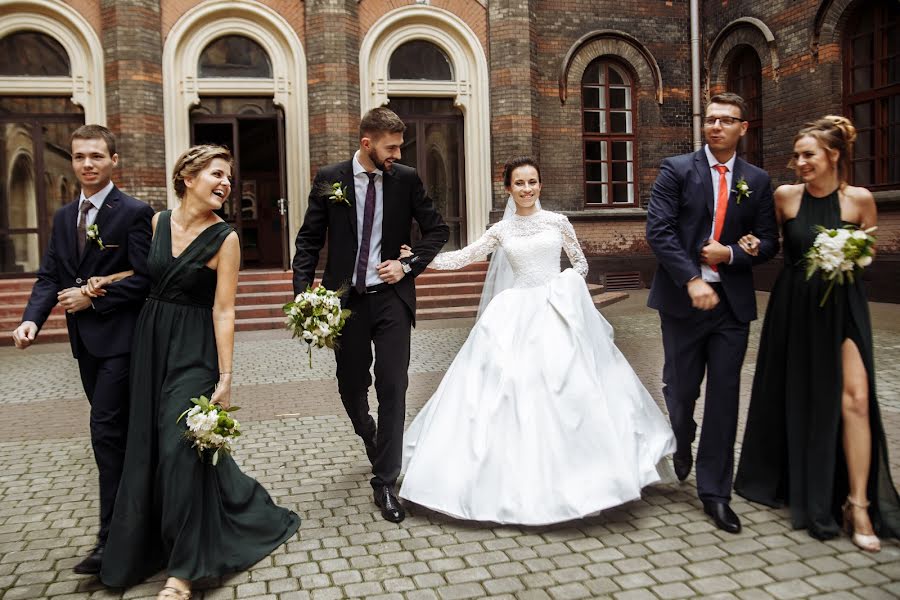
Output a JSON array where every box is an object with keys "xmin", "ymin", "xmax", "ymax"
[{"xmin": 840, "ymin": 338, "xmax": 878, "ymax": 547}]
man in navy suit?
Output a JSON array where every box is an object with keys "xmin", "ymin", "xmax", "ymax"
[
  {"xmin": 12, "ymin": 125, "xmax": 153, "ymax": 573},
  {"xmin": 293, "ymin": 107, "xmax": 448, "ymax": 523},
  {"xmin": 646, "ymin": 93, "xmax": 778, "ymax": 534}
]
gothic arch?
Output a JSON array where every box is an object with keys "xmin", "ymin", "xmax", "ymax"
[
  {"xmin": 811, "ymin": 0, "xmax": 866, "ymax": 62},
  {"xmin": 707, "ymin": 17, "xmax": 780, "ymax": 87},
  {"xmin": 359, "ymin": 5, "xmax": 491, "ymax": 243},
  {"xmin": 162, "ymin": 0, "xmax": 310, "ymax": 237},
  {"xmin": 0, "ymin": 0, "xmax": 105, "ymax": 121},
  {"xmin": 559, "ymin": 31, "xmax": 663, "ymax": 106}
]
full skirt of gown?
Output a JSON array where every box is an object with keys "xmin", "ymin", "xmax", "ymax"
[
  {"xmin": 100, "ymin": 214, "xmax": 300, "ymax": 586},
  {"xmin": 400, "ymin": 268, "xmax": 676, "ymax": 525}
]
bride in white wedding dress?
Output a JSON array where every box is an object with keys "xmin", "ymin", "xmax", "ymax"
[{"xmin": 399, "ymin": 157, "xmax": 676, "ymax": 525}]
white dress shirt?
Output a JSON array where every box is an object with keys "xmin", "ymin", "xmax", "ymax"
[
  {"xmin": 78, "ymin": 180, "xmax": 114, "ymax": 228},
  {"xmin": 351, "ymin": 151, "xmax": 385, "ymax": 288},
  {"xmin": 701, "ymin": 145, "xmax": 735, "ymax": 283}
]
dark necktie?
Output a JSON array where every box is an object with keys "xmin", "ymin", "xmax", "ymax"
[
  {"xmin": 76, "ymin": 200, "xmax": 92, "ymax": 256},
  {"xmin": 355, "ymin": 172, "xmax": 377, "ymax": 293}
]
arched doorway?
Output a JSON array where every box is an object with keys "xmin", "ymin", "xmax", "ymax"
[
  {"xmin": 360, "ymin": 6, "xmax": 491, "ymax": 246},
  {"xmin": 0, "ymin": 26, "xmax": 88, "ymax": 275},
  {"xmin": 190, "ymin": 37, "xmax": 288, "ymax": 269},
  {"xmin": 386, "ymin": 41, "xmax": 465, "ymax": 249},
  {"xmin": 162, "ymin": 0, "xmax": 310, "ymax": 269}
]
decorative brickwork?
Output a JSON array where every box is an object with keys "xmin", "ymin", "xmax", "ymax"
[
  {"xmin": 100, "ymin": 0, "xmax": 167, "ymax": 210},
  {"xmin": 305, "ymin": 0, "xmax": 362, "ymax": 171}
]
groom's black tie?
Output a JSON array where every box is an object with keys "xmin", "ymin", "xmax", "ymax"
[{"xmin": 355, "ymin": 172, "xmax": 377, "ymax": 294}]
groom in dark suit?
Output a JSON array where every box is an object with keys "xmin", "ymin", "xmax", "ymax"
[
  {"xmin": 647, "ymin": 93, "xmax": 778, "ymax": 533},
  {"xmin": 12, "ymin": 125, "xmax": 153, "ymax": 572},
  {"xmin": 292, "ymin": 107, "xmax": 449, "ymax": 522}
]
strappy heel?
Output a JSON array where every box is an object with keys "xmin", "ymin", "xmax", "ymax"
[
  {"xmin": 157, "ymin": 586, "xmax": 192, "ymax": 600},
  {"xmin": 842, "ymin": 496, "xmax": 881, "ymax": 552}
]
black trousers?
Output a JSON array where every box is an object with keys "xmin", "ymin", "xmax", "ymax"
[
  {"xmin": 659, "ymin": 287, "xmax": 750, "ymax": 502},
  {"xmin": 75, "ymin": 337, "xmax": 130, "ymax": 544},
  {"xmin": 335, "ymin": 287, "xmax": 412, "ymax": 489}
]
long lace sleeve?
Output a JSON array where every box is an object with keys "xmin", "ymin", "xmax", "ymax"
[
  {"xmin": 429, "ymin": 226, "xmax": 501, "ymax": 270},
  {"xmin": 559, "ymin": 216, "xmax": 589, "ymax": 278}
]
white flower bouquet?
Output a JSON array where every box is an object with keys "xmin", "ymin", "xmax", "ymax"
[
  {"xmin": 804, "ymin": 225, "xmax": 876, "ymax": 306},
  {"xmin": 283, "ymin": 285, "xmax": 351, "ymax": 367},
  {"xmin": 176, "ymin": 394, "xmax": 241, "ymax": 465}
]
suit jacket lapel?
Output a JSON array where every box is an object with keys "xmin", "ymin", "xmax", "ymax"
[
  {"xmin": 693, "ymin": 150, "xmax": 715, "ymax": 218},
  {"xmin": 65, "ymin": 199, "xmax": 78, "ymax": 266},
  {"xmin": 381, "ymin": 169, "xmax": 399, "ymax": 261},
  {"xmin": 78, "ymin": 187, "xmax": 118, "ymax": 268},
  {"xmin": 339, "ymin": 165, "xmax": 358, "ymax": 241}
]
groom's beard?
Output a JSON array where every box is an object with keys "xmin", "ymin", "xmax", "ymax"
[{"xmin": 368, "ymin": 149, "xmax": 394, "ymax": 173}]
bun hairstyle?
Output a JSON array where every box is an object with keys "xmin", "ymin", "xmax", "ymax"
[
  {"xmin": 503, "ymin": 156, "xmax": 541, "ymax": 187},
  {"xmin": 791, "ymin": 115, "xmax": 858, "ymax": 185},
  {"xmin": 172, "ymin": 144, "xmax": 234, "ymax": 199}
]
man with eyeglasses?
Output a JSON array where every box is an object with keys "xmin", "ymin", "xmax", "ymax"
[{"xmin": 646, "ymin": 92, "xmax": 778, "ymax": 534}]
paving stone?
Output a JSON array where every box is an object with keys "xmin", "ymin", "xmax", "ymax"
[
  {"xmin": 1, "ymin": 296, "xmax": 898, "ymax": 600},
  {"xmin": 650, "ymin": 582, "xmax": 696, "ymax": 599}
]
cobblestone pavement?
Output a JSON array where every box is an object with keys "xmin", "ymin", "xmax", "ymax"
[{"xmin": 1, "ymin": 292, "xmax": 898, "ymax": 600}]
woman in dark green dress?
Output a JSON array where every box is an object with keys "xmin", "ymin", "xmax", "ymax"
[
  {"xmin": 97, "ymin": 145, "xmax": 300, "ymax": 598},
  {"xmin": 735, "ymin": 116, "xmax": 900, "ymax": 551}
]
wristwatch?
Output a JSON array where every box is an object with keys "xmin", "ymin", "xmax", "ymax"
[{"xmin": 400, "ymin": 256, "xmax": 413, "ymax": 274}]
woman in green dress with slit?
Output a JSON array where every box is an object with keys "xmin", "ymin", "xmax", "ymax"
[
  {"xmin": 96, "ymin": 145, "xmax": 300, "ymax": 598},
  {"xmin": 734, "ymin": 116, "xmax": 899, "ymax": 551}
]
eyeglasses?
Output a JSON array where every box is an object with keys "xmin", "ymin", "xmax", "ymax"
[{"xmin": 703, "ymin": 116, "xmax": 743, "ymax": 127}]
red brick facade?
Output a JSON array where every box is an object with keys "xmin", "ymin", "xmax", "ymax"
[{"xmin": 4, "ymin": 0, "xmax": 898, "ymax": 298}]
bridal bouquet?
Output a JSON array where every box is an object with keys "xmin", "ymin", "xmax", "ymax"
[
  {"xmin": 176, "ymin": 395, "xmax": 241, "ymax": 466},
  {"xmin": 284, "ymin": 285, "xmax": 351, "ymax": 367},
  {"xmin": 805, "ymin": 225, "xmax": 877, "ymax": 306}
]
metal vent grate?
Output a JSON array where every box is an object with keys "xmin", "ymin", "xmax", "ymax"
[{"xmin": 602, "ymin": 271, "xmax": 643, "ymax": 291}]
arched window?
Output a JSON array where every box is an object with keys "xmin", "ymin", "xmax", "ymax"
[
  {"xmin": 198, "ymin": 35, "xmax": 272, "ymax": 78},
  {"xmin": 727, "ymin": 46, "xmax": 763, "ymax": 167},
  {"xmin": 389, "ymin": 40, "xmax": 452, "ymax": 80},
  {"xmin": 843, "ymin": 1, "xmax": 900, "ymax": 189},
  {"xmin": 582, "ymin": 59, "xmax": 636, "ymax": 206},
  {"xmin": 0, "ymin": 31, "xmax": 70, "ymax": 76}
]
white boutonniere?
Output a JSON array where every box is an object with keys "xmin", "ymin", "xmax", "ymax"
[
  {"xmin": 328, "ymin": 182, "xmax": 351, "ymax": 207},
  {"xmin": 733, "ymin": 177, "xmax": 752, "ymax": 204},
  {"xmin": 86, "ymin": 224, "xmax": 106, "ymax": 250}
]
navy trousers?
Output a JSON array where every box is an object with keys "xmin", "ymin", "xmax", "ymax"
[{"xmin": 659, "ymin": 286, "xmax": 750, "ymax": 502}]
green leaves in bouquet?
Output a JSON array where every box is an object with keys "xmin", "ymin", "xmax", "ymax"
[{"xmin": 283, "ymin": 284, "xmax": 353, "ymax": 367}]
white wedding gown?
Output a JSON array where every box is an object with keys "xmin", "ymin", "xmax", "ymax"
[{"xmin": 400, "ymin": 210, "xmax": 676, "ymax": 525}]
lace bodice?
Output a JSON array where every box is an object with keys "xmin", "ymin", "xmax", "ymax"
[{"xmin": 430, "ymin": 210, "xmax": 588, "ymax": 287}]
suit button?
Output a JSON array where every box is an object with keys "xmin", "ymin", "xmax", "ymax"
[{"xmin": 76, "ymin": 278, "xmax": 83, "ymax": 284}]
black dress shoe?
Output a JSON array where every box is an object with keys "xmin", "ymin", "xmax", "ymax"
[
  {"xmin": 73, "ymin": 544, "xmax": 104, "ymax": 575},
  {"xmin": 703, "ymin": 501, "xmax": 741, "ymax": 534},
  {"xmin": 673, "ymin": 450, "xmax": 693, "ymax": 482},
  {"xmin": 374, "ymin": 485, "xmax": 406, "ymax": 523}
]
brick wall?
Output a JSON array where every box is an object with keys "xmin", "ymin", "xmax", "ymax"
[{"xmin": 100, "ymin": 0, "xmax": 168, "ymax": 211}]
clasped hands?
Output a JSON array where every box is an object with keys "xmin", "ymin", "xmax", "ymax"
[
  {"xmin": 689, "ymin": 233, "xmax": 762, "ymax": 311},
  {"xmin": 57, "ymin": 275, "xmax": 113, "ymax": 314}
]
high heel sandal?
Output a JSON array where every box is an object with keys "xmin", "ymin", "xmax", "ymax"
[
  {"xmin": 157, "ymin": 586, "xmax": 192, "ymax": 600},
  {"xmin": 842, "ymin": 496, "xmax": 881, "ymax": 553}
]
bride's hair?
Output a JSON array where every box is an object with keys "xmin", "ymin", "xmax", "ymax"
[
  {"xmin": 790, "ymin": 115, "xmax": 857, "ymax": 186},
  {"xmin": 503, "ymin": 156, "xmax": 541, "ymax": 187}
]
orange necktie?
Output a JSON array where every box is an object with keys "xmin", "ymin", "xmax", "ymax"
[{"xmin": 711, "ymin": 164, "xmax": 729, "ymax": 272}]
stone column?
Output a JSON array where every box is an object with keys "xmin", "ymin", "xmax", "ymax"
[
  {"xmin": 100, "ymin": 0, "xmax": 166, "ymax": 210},
  {"xmin": 487, "ymin": 0, "xmax": 541, "ymax": 214},
  {"xmin": 305, "ymin": 0, "xmax": 362, "ymax": 172}
]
